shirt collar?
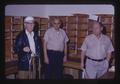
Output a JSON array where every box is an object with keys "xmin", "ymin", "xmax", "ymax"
[
  {"xmin": 92, "ymin": 33, "xmax": 103, "ymax": 39},
  {"xmin": 52, "ymin": 27, "xmax": 61, "ymax": 33},
  {"xmin": 25, "ymin": 30, "xmax": 34, "ymax": 37}
]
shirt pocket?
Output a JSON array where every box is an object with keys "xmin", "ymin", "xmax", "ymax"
[
  {"xmin": 87, "ymin": 41, "xmax": 95, "ymax": 48},
  {"xmin": 100, "ymin": 41, "xmax": 107, "ymax": 53}
]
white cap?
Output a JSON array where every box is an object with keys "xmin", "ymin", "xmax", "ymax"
[
  {"xmin": 89, "ymin": 14, "xmax": 98, "ymax": 21},
  {"xmin": 24, "ymin": 16, "xmax": 34, "ymax": 22}
]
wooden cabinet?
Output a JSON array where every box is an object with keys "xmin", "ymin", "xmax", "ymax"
[
  {"xmin": 39, "ymin": 18, "xmax": 48, "ymax": 39},
  {"xmin": 97, "ymin": 14, "xmax": 114, "ymax": 39},
  {"xmin": 5, "ymin": 14, "xmax": 114, "ymax": 62},
  {"xmin": 5, "ymin": 16, "xmax": 23, "ymax": 62},
  {"xmin": 12, "ymin": 16, "xmax": 24, "ymax": 60},
  {"xmin": 5, "ymin": 16, "xmax": 23, "ymax": 77},
  {"xmin": 5, "ymin": 14, "xmax": 114, "ymax": 78},
  {"xmin": 67, "ymin": 14, "xmax": 89, "ymax": 59},
  {"xmin": 67, "ymin": 16, "xmax": 77, "ymax": 55},
  {"xmin": 5, "ymin": 16, "xmax": 12, "ymax": 61}
]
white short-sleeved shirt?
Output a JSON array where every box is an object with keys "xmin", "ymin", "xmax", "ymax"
[
  {"xmin": 80, "ymin": 34, "xmax": 114, "ymax": 59},
  {"xmin": 44, "ymin": 27, "xmax": 69, "ymax": 52}
]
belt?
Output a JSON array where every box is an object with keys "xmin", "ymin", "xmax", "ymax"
[
  {"xmin": 86, "ymin": 56, "xmax": 106, "ymax": 62},
  {"xmin": 47, "ymin": 49, "xmax": 63, "ymax": 53}
]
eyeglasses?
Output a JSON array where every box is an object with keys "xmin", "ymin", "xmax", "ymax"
[
  {"xmin": 53, "ymin": 22, "xmax": 60, "ymax": 25},
  {"xmin": 25, "ymin": 22, "xmax": 34, "ymax": 25}
]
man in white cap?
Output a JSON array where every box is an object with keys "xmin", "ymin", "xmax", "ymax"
[
  {"xmin": 88, "ymin": 14, "xmax": 99, "ymax": 35},
  {"xmin": 80, "ymin": 14, "xmax": 114, "ymax": 79},
  {"xmin": 14, "ymin": 16, "xmax": 41, "ymax": 79}
]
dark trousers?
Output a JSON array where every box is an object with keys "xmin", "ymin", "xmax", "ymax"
[{"xmin": 44, "ymin": 50, "xmax": 64, "ymax": 79}]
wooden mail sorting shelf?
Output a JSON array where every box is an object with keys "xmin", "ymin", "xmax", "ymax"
[
  {"xmin": 34, "ymin": 17, "xmax": 40, "ymax": 25},
  {"xmin": 99, "ymin": 71, "xmax": 115, "ymax": 79},
  {"xmin": 97, "ymin": 14, "xmax": 114, "ymax": 24},
  {"xmin": 5, "ymin": 40, "xmax": 11, "ymax": 60},
  {"xmin": 40, "ymin": 18, "xmax": 49, "ymax": 25},
  {"xmin": 67, "ymin": 24, "xmax": 77, "ymax": 30},
  {"xmin": 78, "ymin": 24, "xmax": 88, "ymax": 31},
  {"xmin": 5, "ymin": 60, "xmax": 18, "ymax": 78},
  {"xmin": 12, "ymin": 16, "xmax": 23, "ymax": 24},
  {"xmin": 67, "ymin": 16, "xmax": 77, "ymax": 24},
  {"xmin": 63, "ymin": 61, "xmax": 82, "ymax": 79},
  {"xmin": 5, "ymin": 14, "xmax": 114, "ymax": 79}
]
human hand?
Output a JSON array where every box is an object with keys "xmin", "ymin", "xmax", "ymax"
[
  {"xmin": 44, "ymin": 56, "xmax": 49, "ymax": 64},
  {"xmin": 23, "ymin": 47, "xmax": 31, "ymax": 52},
  {"xmin": 63, "ymin": 56, "xmax": 67, "ymax": 63},
  {"xmin": 80, "ymin": 62, "xmax": 84, "ymax": 70}
]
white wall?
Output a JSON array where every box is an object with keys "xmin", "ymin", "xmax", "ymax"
[
  {"xmin": 45, "ymin": 5, "xmax": 114, "ymax": 16},
  {"xmin": 5, "ymin": 5, "xmax": 47, "ymax": 17},
  {"xmin": 5, "ymin": 5, "xmax": 114, "ymax": 17}
]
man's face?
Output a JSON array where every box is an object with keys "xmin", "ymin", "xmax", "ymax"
[
  {"xmin": 24, "ymin": 20, "xmax": 34, "ymax": 33},
  {"xmin": 92, "ymin": 22, "xmax": 102, "ymax": 35},
  {"xmin": 53, "ymin": 19, "xmax": 61, "ymax": 30}
]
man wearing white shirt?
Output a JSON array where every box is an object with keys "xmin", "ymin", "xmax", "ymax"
[
  {"xmin": 14, "ymin": 16, "xmax": 41, "ymax": 79},
  {"xmin": 43, "ymin": 18, "xmax": 69, "ymax": 79},
  {"xmin": 80, "ymin": 21, "xmax": 114, "ymax": 79}
]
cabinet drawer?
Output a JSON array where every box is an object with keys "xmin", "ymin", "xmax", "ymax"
[
  {"xmin": 100, "ymin": 17, "xmax": 113, "ymax": 24},
  {"xmin": 67, "ymin": 24, "xmax": 77, "ymax": 31},
  {"xmin": 5, "ymin": 40, "xmax": 11, "ymax": 59},
  {"xmin": 77, "ymin": 31, "xmax": 87, "ymax": 38},
  {"xmin": 40, "ymin": 24, "xmax": 48, "ymax": 29},
  {"xmin": 40, "ymin": 18, "xmax": 48, "ymax": 24},
  {"xmin": 13, "ymin": 16, "xmax": 23, "ymax": 24},
  {"xmin": 12, "ymin": 25, "xmax": 23, "ymax": 31},
  {"xmin": 34, "ymin": 17, "xmax": 40, "ymax": 25},
  {"xmin": 67, "ymin": 16, "xmax": 77, "ymax": 24},
  {"xmin": 67, "ymin": 31, "xmax": 76, "ymax": 37},
  {"xmin": 78, "ymin": 17, "xmax": 88, "ymax": 23},
  {"xmin": 5, "ymin": 32, "xmax": 11, "ymax": 39},
  {"xmin": 12, "ymin": 32, "xmax": 20, "ymax": 39},
  {"xmin": 5, "ymin": 16, "xmax": 12, "ymax": 24},
  {"xmin": 78, "ymin": 24, "xmax": 88, "ymax": 31}
]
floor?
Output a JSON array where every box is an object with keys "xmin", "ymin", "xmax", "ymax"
[{"xmin": 6, "ymin": 74, "xmax": 16, "ymax": 79}]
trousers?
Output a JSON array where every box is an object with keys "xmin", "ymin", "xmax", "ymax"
[
  {"xmin": 84, "ymin": 58, "xmax": 109, "ymax": 79},
  {"xmin": 44, "ymin": 50, "xmax": 64, "ymax": 79}
]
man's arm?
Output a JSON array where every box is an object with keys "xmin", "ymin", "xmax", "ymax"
[
  {"xmin": 106, "ymin": 38, "xmax": 114, "ymax": 63},
  {"xmin": 63, "ymin": 42, "xmax": 67, "ymax": 62},
  {"xmin": 13, "ymin": 35, "xmax": 23, "ymax": 54},
  {"xmin": 80, "ymin": 50, "xmax": 86, "ymax": 70},
  {"xmin": 106, "ymin": 52, "xmax": 112, "ymax": 62},
  {"xmin": 43, "ymin": 40, "xmax": 49, "ymax": 64}
]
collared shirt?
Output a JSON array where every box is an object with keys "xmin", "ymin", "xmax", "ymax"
[
  {"xmin": 44, "ymin": 27, "xmax": 69, "ymax": 51},
  {"xmin": 25, "ymin": 30, "xmax": 36, "ymax": 54},
  {"xmin": 80, "ymin": 34, "xmax": 114, "ymax": 59}
]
